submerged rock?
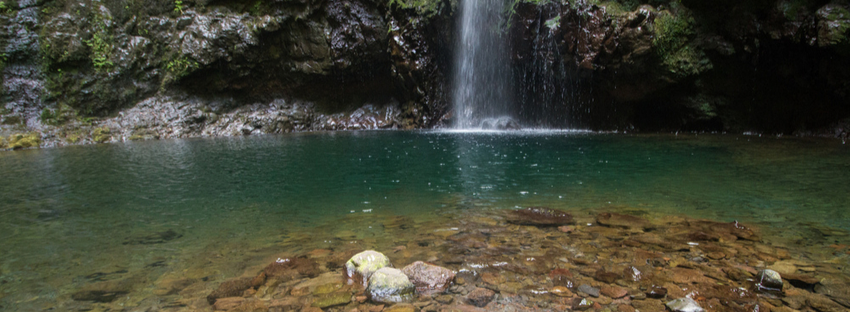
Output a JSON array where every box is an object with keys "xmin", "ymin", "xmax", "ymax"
[
  {"xmin": 311, "ymin": 291, "xmax": 352, "ymax": 308},
  {"xmin": 466, "ymin": 287, "xmax": 496, "ymax": 307},
  {"xmin": 206, "ymin": 277, "xmax": 259, "ymax": 305},
  {"xmin": 71, "ymin": 279, "xmax": 133, "ymax": 303},
  {"xmin": 367, "ymin": 267, "xmax": 415, "ymax": 303},
  {"xmin": 646, "ymin": 285, "xmax": 667, "ymax": 299},
  {"xmin": 577, "ymin": 284, "xmax": 600, "ymax": 297},
  {"xmin": 666, "ymin": 298, "xmax": 705, "ymax": 312},
  {"xmin": 346, "ymin": 250, "xmax": 392, "ymax": 287},
  {"xmin": 756, "ymin": 269, "xmax": 783, "ymax": 292},
  {"xmin": 401, "ymin": 261, "xmax": 455, "ymax": 295},
  {"xmin": 263, "ymin": 256, "xmax": 319, "ymax": 283},
  {"xmin": 596, "ymin": 212, "xmax": 651, "ymax": 230},
  {"xmin": 122, "ymin": 229, "xmax": 182, "ymax": 245},
  {"xmin": 507, "ymin": 207, "xmax": 574, "ymax": 226}
]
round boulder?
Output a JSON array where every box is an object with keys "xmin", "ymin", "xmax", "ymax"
[
  {"xmin": 367, "ymin": 267, "xmax": 415, "ymax": 303},
  {"xmin": 345, "ymin": 250, "xmax": 392, "ymax": 287}
]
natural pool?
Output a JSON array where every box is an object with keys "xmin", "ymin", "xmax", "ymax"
[{"xmin": 0, "ymin": 131, "xmax": 848, "ymax": 311}]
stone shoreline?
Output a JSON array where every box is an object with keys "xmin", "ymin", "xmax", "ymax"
[
  {"xmin": 68, "ymin": 208, "xmax": 850, "ymax": 312},
  {"xmin": 1, "ymin": 95, "xmax": 412, "ymax": 151}
]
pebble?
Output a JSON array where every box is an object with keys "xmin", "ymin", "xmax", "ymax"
[{"xmin": 577, "ymin": 284, "xmax": 600, "ymax": 297}]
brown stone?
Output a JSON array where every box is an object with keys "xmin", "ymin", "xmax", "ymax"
[
  {"xmin": 551, "ymin": 286, "xmax": 573, "ymax": 297},
  {"xmin": 466, "ymin": 288, "xmax": 495, "ymax": 307},
  {"xmin": 631, "ymin": 299, "xmax": 665, "ymax": 312},
  {"xmin": 207, "ymin": 277, "xmax": 255, "ymax": 305},
  {"xmin": 668, "ymin": 267, "xmax": 714, "ymax": 284},
  {"xmin": 214, "ymin": 297, "xmax": 245, "ymax": 311},
  {"xmin": 645, "ymin": 286, "xmax": 666, "ymax": 299},
  {"xmin": 601, "ymin": 285, "xmax": 628, "ymax": 299},
  {"xmin": 558, "ymin": 225, "xmax": 576, "ymax": 233},
  {"xmin": 617, "ymin": 304, "xmax": 636, "ymax": 312},
  {"xmin": 806, "ymin": 293, "xmax": 847, "ymax": 312},
  {"xmin": 550, "ymin": 269, "xmax": 575, "ymax": 288},
  {"xmin": 481, "ymin": 272, "xmax": 503, "ymax": 285},
  {"xmin": 401, "ymin": 261, "xmax": 455, "ymax": 295},
  {"xmin": 263, "ymin": 256, "xmax": 319, "ymax": 279},
  {"xmin": 232, "ymin": 300, "xmax": 268, "ymax": 312},
  {"xmin": 268, "ymin": 297, "xmax": 300, "ymax": 312},
  {"xmin": 594, "ymin": 269, "xmax": 621, "ymax": 283},
  {"xmin": 384, "ymin": 303, "xmax": 416, "ymax": 312}
]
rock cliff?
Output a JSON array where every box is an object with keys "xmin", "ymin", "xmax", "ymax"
[{"xmin": 1, "ymin": 0, "xmax": 849, "ymax": 149}]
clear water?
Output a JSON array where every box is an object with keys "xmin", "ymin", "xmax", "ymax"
[{"xmin": 1, "ymin": 131, "xmax": 849, "ymax": 310}]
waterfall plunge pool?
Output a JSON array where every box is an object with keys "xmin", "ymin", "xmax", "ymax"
[{"xmin": 1, "ymin": 131, "xmax": 848, "ymax": 311}]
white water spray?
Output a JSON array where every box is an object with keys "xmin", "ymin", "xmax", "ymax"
[{"xmin": 452, "ymin": 0, "xmax": 514, "ymax": 129}]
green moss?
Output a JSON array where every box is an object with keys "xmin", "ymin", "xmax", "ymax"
[
  {"xmin": 85, "ymin": 5, "xmax": 114, "ymax": 72},
  {"xmin": 652, "ymin": 9, "xmax": 711, "ymax": 77},
  {"xmin": 5, "ymin": 133, "xmax": 41, "ymax": 150},
  {"xmin": 653, "ymin": 11, "xmax": 694, "ymax": 57},
  {"xmin": 662, "ymin": 45, "xmax": 712, "ymax": 76},
  {"xmin": 780, "ymin": 0, "xmax": 808, "ymax": 20},
  {"xmin": 40, "ymin": 103, "xmax": 77, "ymax": 126},
  {"xmin": 390, "ymin": 0, "xmax": 454, "ymax": 18},
  {"xmin": 66, "ymin": 133, "xmax": 81, "ymax": 143},
  {"xmin": 92, "ymin": 127, "xmax": 112, "ymax": 143}
]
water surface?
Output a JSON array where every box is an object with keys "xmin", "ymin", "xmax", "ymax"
[{"xmin": 1, "ymin": 131, "xmax": 848, "ymax": 310}]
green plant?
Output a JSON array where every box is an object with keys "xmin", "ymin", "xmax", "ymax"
[
  {"xmin": 0, "ymin": 1, "xmax": 12, "ymax": 14},
  {"xmin": 174, "ymin": 0, "xmax": 184, "ymax": 14},
  {"xmin": 166, "ymin": 56, "xmax": 198, "ymax": 80},
  {"xmin": 84, "ymin": 9, "xmax": 114, "ymax": 72}
]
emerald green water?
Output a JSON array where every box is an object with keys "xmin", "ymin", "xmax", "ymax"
[{"xmin": 0, "ymin": 131, "xmax": 848, "ymax": 310}]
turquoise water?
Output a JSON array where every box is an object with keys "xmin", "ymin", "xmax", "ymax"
[{"xmin": 1, "ymin": 131, "xmax": 848, "ymax": 310}]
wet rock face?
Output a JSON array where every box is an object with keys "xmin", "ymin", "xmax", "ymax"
[
  {"xmin": 507, "ymin": 207, "xmax": 574, "ymax": 226},
  {"xmin": 506, "ymin": 0, "xmax": 850, "ymax": 133},
  {"xmin": 2, "ymin": 0, "xmax": 451, "ymax": 144}
]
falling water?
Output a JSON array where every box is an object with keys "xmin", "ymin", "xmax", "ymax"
[{"xmin": 452, "ymin": 0, "xmax": 514, "ymax": 129}]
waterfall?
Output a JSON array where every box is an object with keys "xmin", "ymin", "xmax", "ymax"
[{"xmin": 452, "ymin": 0, "xmax": 515, "ymax": 129}]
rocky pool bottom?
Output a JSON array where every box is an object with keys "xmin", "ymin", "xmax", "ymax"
[{"xmin": 53, "ymin": 207, "xmax": 850, "ymax": 312}]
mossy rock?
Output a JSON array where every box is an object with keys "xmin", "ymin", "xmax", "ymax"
[
  {"xmin": 5, "ymin": 133, "xmax": 41, "ymax": 150},
  {"xmin": 92, "ymin": 127, "xmax": 112, "ymax": 143},
  {"xmin": 311, "ymin": 291, "xmax": 352, "ymax": 308}
]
